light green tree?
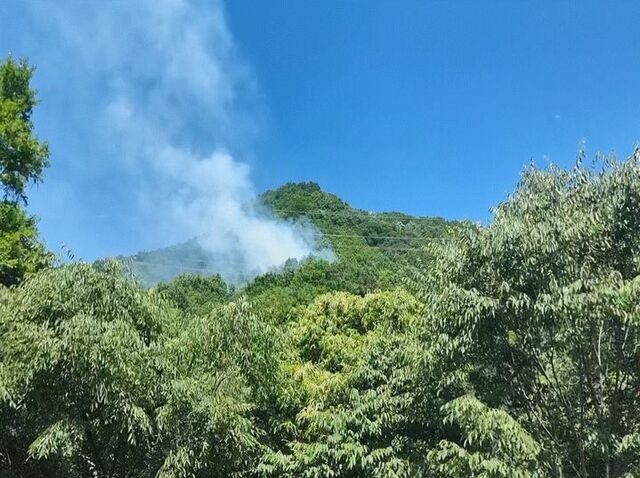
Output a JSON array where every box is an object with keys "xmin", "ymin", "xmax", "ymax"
[
  {"xmin": 0, "ymin": 201, "xmax": 52, "ymax": 286},
  {"xmin": 0, "ymin": 263, "xmax": 166, "ymax": 477},
  {"xmin": 260, "ymin": 290, "xmax": 435, "ymax": 477},
  {"xmin": 156, "ymin": 273, "xmax": 232, "ymax": 317}
]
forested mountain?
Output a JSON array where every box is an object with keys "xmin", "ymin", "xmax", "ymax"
[
  {"xmin": 3, "ymin": 56, "xmax": 640, "ymax": 478},
  {"xmin": 122, "ymin": 181, "xmax": 457, "ymax": 289}
]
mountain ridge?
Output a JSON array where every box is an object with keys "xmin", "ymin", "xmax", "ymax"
[{"xmin": 117, "ymin": 181, "xmax": 459, "ymax": 287}]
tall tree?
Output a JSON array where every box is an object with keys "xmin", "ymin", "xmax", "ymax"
[
  {"xmin": 0, "ymin": 56, "xmax": 51, "ymax": 286},
  {"xmin": 415, "ymin": 152, "xmax": 640, "ymax": 477},
  {"xmin": 0, "ymin": 56, "xmax": 49, "ymax": 203}
]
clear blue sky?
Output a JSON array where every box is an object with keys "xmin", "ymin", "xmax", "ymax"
[{"xmin": 2, "ymin": 1, "xmax": 640, "ymax": 260}]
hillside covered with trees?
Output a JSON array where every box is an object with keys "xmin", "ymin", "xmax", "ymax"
[
  {"xmin": 122, "ymin": 181, "xmax": 456, "ymax": 289},
  {"xmin": 3, "ymin": 57, "xmax": 640, "ymax": 478}
]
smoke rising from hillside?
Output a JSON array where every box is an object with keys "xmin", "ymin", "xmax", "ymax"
[{"xmin": 29, "ymin": 0, "xmax": 328, "ymax": 281}]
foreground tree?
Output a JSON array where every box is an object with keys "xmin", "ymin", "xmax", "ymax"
[
  {"xmin": 428, "ymin": 395, "xmax": 545, "ymax": 477},
  {"xmin": 0, "ymin": 56, "xmax": 51, "ymax": 286},
  {"xmin": 0, "ymin": 56, "xmax": 49, "ymax": 202},
  {"xmin": 0, "ymin": 263, "xmax": 166, "ymax": 477},
  {"xmin": 0, "ymin": 201, "xmax": 52, "ymax": 286},
  {"xmin": 153, "ymin": 297, "xmax": 286, "ymax": 477},
  {"xmin": 415, "ymin": 151, "xmax": 640, "ymax": 477},
  {"xmin": 0, "ymin": 263, "xmax": 284, "ymax": 477}
]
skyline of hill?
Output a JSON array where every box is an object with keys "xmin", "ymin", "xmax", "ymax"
[{"xmin": 118, "ymin": 181, "xmax": 459, "ymax": 287}]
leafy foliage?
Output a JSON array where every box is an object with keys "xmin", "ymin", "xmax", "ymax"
[
  {"xmin": 260, "ymin": 290, "xmax": 431, "ymax": 477},
  {"xmin": 153, "ymin": 297, "xmax": 285, "ymax": 478},
  {"xmin": 0, "ymin": 200, "xmax": 52, "ymax": 286},
  {"xmin": 429, "ymin": 395, "xmax": 544, "ymax": 478},
  {"xmin": 0, "ymin": 56, "xmax": 49, "ymax": 203},
  {"xmin": 0, "ymin": 56, "xmax": 51, "ymax": 287},
  {"xmin": 0, "ymin": 263, "xmax": 165, "ymax": 477},
  {"xmin": 413, "ymin": 151, "xmax": 640, "ymax": 477}
]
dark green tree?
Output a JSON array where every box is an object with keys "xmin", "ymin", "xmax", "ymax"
[{"xmin": 260, "ymin": 290, "xmax": 436, "ymax": 477}]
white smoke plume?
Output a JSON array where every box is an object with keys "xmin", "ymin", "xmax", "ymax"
[{"xmin": 26, "ymin": 0, "xmax": 328, "ymax": 282}]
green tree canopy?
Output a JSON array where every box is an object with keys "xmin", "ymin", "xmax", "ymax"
[
  {"xmin": 0, "ymin": 56, "xmax": 49, "ymax": 203},
  {"xmin": 156, "ymin": 273, "xmax": 233, "ymax": 317},
  {"xmin": 0, "ymin": 56, "xmax": 51, "ymax": 287},
  {"xmin": 0, "ymin": 263, "xmax": 286, "ymax": 477},
  {"xmin": 414, "ymin": 152, "xmax": 640, "ymax": 477}
]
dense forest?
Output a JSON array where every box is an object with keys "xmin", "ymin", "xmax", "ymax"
[{"xmin": 3, "ymin": 57, "xmax": 640, "ymax": 478}]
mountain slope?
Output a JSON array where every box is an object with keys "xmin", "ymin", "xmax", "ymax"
[
  {"xmin": 262, "ymin": 181, "xmax": 453, "ymax": 255},
  {"xmin": 118, "ymin": 182, "xmax": 459, "ymax": 290}
]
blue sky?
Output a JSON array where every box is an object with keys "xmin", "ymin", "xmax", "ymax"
[{"xmin": 2, "ymin": 1, "xmax": 640, "ymax": 260}]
